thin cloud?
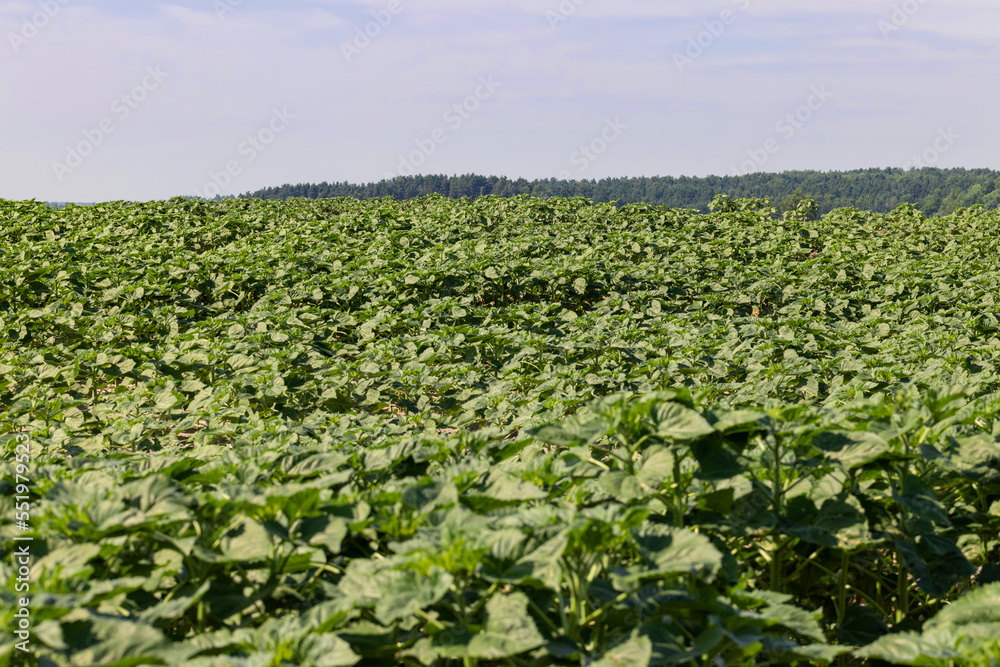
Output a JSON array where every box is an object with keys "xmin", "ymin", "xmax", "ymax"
[{"xmin": 0, "ymin": 0, "xmax": 996, "ymax": 201}]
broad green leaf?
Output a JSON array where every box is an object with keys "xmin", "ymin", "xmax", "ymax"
[
  {"xmin": 837, "ymin": 604, "xmax": 889, "ymax": 646},
  {"xmin": 374, "ymin": 567, "xmax": 453, "ymax": 624},
  {"xmin": 465, "ymin": 592, "xmax": 545, "ymax": 658},
  {"xmin": 894, "ymin": 475, "xmax": 951, "ymax": 527},
  {"xmin": 509, "ymin": 531, "xmax": 569, "ymax": 588},
  {"xmin": 219, "ymin": 517, "xmax": 272, "ymax": 562},
  {"xmin": 597, "ymin": 471, "xmax": 647, "ymax": 503},
  {"xmin": 854, "ymin": 631, "xmax": 957, "ymax": 666},
  {"xmin": 895, "ymin": 534, "xmax": 977, "ymax": 598},
  {"xmin": 592, "ymin": 635, "xmax": 653, "ymax": 667},
  {"xmin": 299, "ymin": 515, "xmax": 350, "ymax": 553},
  {"xmin": 814, "ymin": 430, "xmax": 891, "ymax": 469},
  {"xmin": 297, "ymin": 633, "xmax": 361, "ymax": 667},
  {"xmin": 629, "ymin": 525, "xmax": 722, "ymax": 578},
  {"xmin": 531, "ymin": 415, "xmax": 608, "ymax": 447},
  {"xmin": 741, "ymin": 589, "xmax": 826, "ymax": 643},
  {"xmin": 651, "ymin": 402, "xmax": 715, "ymax": 441},
  {"xmin": 923, "ymin": 582, "xmax": 1000, "ymax": 628}
]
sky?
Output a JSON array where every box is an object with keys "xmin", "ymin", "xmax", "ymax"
[{"xmin": 1, "ymin": 0, "xmax": 998, "ymax": 202}]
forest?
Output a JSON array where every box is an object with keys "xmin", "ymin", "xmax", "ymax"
[{"xmin": 240, "ymin": 167, "xmax": 1000, "ymax": 216}]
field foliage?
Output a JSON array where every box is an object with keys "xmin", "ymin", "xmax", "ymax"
[{"xmin": 2, "ymin": 194, "xmax": 1000, "ymax": 666}]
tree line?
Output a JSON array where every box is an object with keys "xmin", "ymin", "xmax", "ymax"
[{"xmin": 238, "ymin": 167, "xmax": 1000, "ymax": 216}]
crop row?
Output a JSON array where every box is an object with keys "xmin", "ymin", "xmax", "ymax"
[{"xmin": 1, "ymin": 195, "xmax": 999, "ymax": 665}]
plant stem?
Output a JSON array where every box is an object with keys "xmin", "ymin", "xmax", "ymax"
[
  {"xmin": 896, "ymin": 551, "xmax": 909, "ymax": 625},
  {"xmin": 672, "ymin": 454, "xmax": 685, "ymax": 527},
  {"xmin": 770, "ymin": 537, "xmax": 783, "ymax": 593}
]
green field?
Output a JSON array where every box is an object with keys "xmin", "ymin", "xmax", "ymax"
[{"xmin": 2, "ymin": 194, "xmax": 1000, "ymax": 666}]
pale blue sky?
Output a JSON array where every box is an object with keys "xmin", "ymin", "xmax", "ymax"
[{"xmin": 2, "ymin": 0, "xmax": 997, "ymax": 201}]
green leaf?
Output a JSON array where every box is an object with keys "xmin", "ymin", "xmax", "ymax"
[
  {"xmin": 153, "ymin": 390, "xmax": 180, "ymax": 409},
  {"xmin": 854, "ymin": 631, "xmax": 957, "ymax": 666},
  {"xmin": 857, "ymin": 584, "xmax": 1000, "ymax": 664},
  {"xmin": 60, "ymin": 611, "xmax": 197, "ymax": 666},
  {"xmin": 597, "ymin": 471, "xmax": 647, "ymax": 503},
  {"xmin": 635, "ymin": 446, "xmax": 674, "ymax": 489},
  {"xmin": 592, "ymin": 635, "xmax": 653, "ymax": 667},
  {"xmin": 465, "ymin": 592, "xmax": 546, "ymax": 658},
  {"xmin": 403, "ymin": 626, "xmax": 474, "ymax": 664},
  {"xmin": 742, "ymin": 589, "xmax": 827, "ymax": 643},
  {"xmin": 895, "ymin": 534, "xmax": 977, "ymax": 598},
  {"xmin": 374, "ymin": 567, "xmax": 453, "ymax": 624},
  {"xmin": 297, "ymin": 633, "xmax": 361, "ymax": 667},
  {"xmin": 894, "ymin": 475, "xmax": 950, "ymax": 527},
  {"xmin": 837, "ymin": 604, "xmax": 889, "ymax": 646},
  {"xmin": 299, "ymin": 515, "xmax": 350, "ymax": 553},
  {"xmin": 139, "ymin": 581, "xmax": 212, "ymax": 624},
  {"xmin": 509, "ymin": 532, "xmax": 569, "ymax": 588},
  {"xmin": 690, "ymin": 437, "xmax": 743, "ymax": 479},
  {"xmin": 227, "ymin": 353, "xmax": 256, "ymax": 370},
  {"xmin": 531, "ymin": 414, "xmax": 608, "ymax": 447},
  {"xmin": 814, "ymin": 430, "xmax": 891, "ymax": 469},
  {"xmin": 180, "ymin": 379, "xmax": 205, "ymax": 393},
  {"xmin": 697, "ymin": 487, "xmax": 735, "ymax": 514},
  {"xmin": 760, "ymin": 636, "xmax": 852, "ymax": 664},
  {"xmin": 629, "ymin": 525, "xmax": 722, "ymax": 578},
  {"xmin": 923, "ymin": 582, "xmax": 1000, "ymax": 628},
  {"xmin": 475, "ymin": 472, "xmax": 548, "ymax": 504},
  {"xmin": 815, "ymin": 497, "xmax": 870, "ymax": 549},
  {"xmin": 651, "ymin": 402, "xmax": 715, "ymax": 441},
  {"xmin": 709, "ymin": 409, "xmax": 767, "ymax": 434},
  {"xmin": 34, "ymin": 543, "xmax": 102, "ymax": 579},
  {"xmin": 218, "ymin": 517, "xmax": 272, "ymax": 562}
]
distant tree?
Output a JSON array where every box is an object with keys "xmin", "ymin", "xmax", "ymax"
[
  {"xmin": 239, "ymin": 168, "xmax": 1000, "ymax": 216},
  {"xmin": 780, "ymin": 187, "xmax": 817, "ymax": 219}
]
